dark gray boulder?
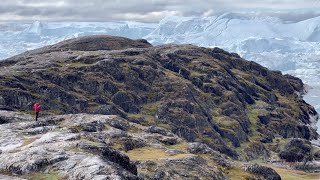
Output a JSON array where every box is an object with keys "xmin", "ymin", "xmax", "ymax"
[
  {"xmin": 242, "ymin": 163, "xmax": 281, "ymax": 180},
  {"xmin": 279, "ymin": 138, "xmax": 313, "ymax": 162}
]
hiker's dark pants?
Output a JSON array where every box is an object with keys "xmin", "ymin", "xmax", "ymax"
[{"xmin": 35, "ymin": 112, "xmax": 39, "ymax": 121}]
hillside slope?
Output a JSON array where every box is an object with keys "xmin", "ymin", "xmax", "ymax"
[
  {"xmin": 0, "ymin": 35, "xmax": 318, "ymax": 158},
  {"xmin": 0, "ymin": 35, "xmax": 319, "ymax": 179}
]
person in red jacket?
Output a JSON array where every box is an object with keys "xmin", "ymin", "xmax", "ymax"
[{"xmin": 33, "ymin": 102, "xmax": 40, "ymax": 121}]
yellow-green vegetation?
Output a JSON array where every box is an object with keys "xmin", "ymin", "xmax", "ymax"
[
  {"xmin": 271, "ymin": 166, "xmax": 320, "ymax": 180},
  {"xmin": 247, "ymin": 104, "xmax": 268, "ymax": 139},
  {"xmin": 223, "ymin": 90, "xmax": 234, "ymax": 97},
  {"xmin": 255, "ymin": 162, "xmax": 320, "ymax": 180},
  {"xmin": 66, "ymin": 62, "xmax": 93, "ymax": 68},
  {"xmin": 125, "ymin": 147, "xmax": 195, "ymax": 161},
  {"xmin": 141, "ymin": 103, "xmax": 158, "ymax": 116},
  {"xmin": 200, "ymin": 92, "xmax": 211, "ymax": 100},
  {"xmin": 128, "ymin": 110, "xmax": 171, "ymax": 129},
  {"xmin": 190, "ymin": 70, "xmax": 205, "ymax": 76},
  {"xmin": 87, "ymin": 102, "xmax": 100, "ymax": 112},
  {"xmin": 247, "ymin": 105, "xmax": 268, "ymax": 123},
  {"xmin": 215, "ymin": 116, "xmax": 240, "ymax": 129},
  {"xmin": 127, "ymin": 113, "xmax": 156, "ymax": 126},
  {"xmin": 0, "ymin": 87, "xmax": 21, "ymax": 91},
  {"xmin": 30, "ymin": 93, "xmax": 44, "ymax": 98},
  {"xmin": 163, "ymin": 142, "xmax": 188, "ymax": 151},
  {"xmin": 231, "ymin": 69, "xmax": 252, "ymax": 79},
  {"xmin": 266, "ymin": 137, "xmax": 288, "ymax": 152},
  {"xmin": 211, "ymin": 107, "xmax": 222, "ymax": 118},
  {"xmin": 202, "ymin": 137, "xmax": 213, "ymax": 145},
  {"xmin": 20, "ymin": 110, "xmax": 35, "ymax": 115},
  {"xmin": 23, "ymin": 171, "xmax": 62, "ymax": 180},
  {"xmin": 275, "ymin": 92, "xmax": 299, "ymax": 118},
  {"xmin": 157, "ymin": 123, "xmax": 171, "ymax": 130},
  {"xmin": 111, "ymin": 139, "xmax": 124, "ymax": 150},
  {"xmin": 200, "ymin": 155, "xmax": 257, "ymax": 180},
  {"xmin": 235, "ymin": 141, "xmax": 260, "ymax": 159},
  {"xmin": 224, "ymin": 167, "xmax": 257, "ymax": 180},
  {"xmin": 81, "ymin": 139, "xmax": 104, "ymax": 147},
  {"xmin": 127, "ymin": 125, "xmax": 142, "ymax": 134},
  {"xmin": 164, "ymin": 69, "xmax": 180, "ymax": 79},
  {"xmin": 230, "ymin": 161, "xmax": 320, "ymax": 180},
  {"xmin": 22, "ymin": 137, "xmax": 38, "ymax": 147},
  {"xmin": 147, "ymin": 91, "xmax": 156, "ymax": 100}
]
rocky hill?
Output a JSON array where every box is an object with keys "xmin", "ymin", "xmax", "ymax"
[{"xmin": 0, "ymin": 35, "xmax": 319, "ymax": 179}]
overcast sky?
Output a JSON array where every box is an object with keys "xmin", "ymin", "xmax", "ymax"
[{"xmin": 1, "ymin": 0, "xmax": 320, "ymax": 22}]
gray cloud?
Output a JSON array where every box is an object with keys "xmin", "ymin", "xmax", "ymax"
[{"xmin": 0, "ymin": 0, "xmax": 320, "ymax": 22}]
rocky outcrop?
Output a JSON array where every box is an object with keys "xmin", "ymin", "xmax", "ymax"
[
  {"xmin": 0, "ymin": 35, "xmax": 318, "ymax": 163},
  {"xmin": 243, "ymin": 142, "xmax": 270, "ymax": 161},
  {"xmin": 78, "ymin": 141, "xmax": 138, "ymax": 175},
  {"xmin": 188, "ymin": 142, "xmax": 233, "ymax": 168},
  {"xmin": 17, "ymin": 35, "xmax": 152, "ymax": 56},
  {"xmin": 0, "ymin": 111, "xmax": 140, "ymax": 179},
  {"xmin": 137, "ymin": 156, "xmax": 227, "ymax": 180},
  {"xmin": 242, "ymin": 163, "xmax": 281, "ymax": 180},
  {"xmin": 279, "ymin": 138, "xmax": 313, "ymax": 162},
  {"xmin": 0, "ymin": 111, "xmax": 229, "ymax": 179}
]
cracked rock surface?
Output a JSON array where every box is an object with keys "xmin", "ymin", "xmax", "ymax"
[{"xmin": 0, "ymin": 111, "xmax": 229, "ymax": 180}]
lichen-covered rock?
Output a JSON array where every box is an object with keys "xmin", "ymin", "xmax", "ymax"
[
  {"xmin": 123, "ymin": 137, "xmax": 146, "ymax": 151},
  {"xmin": 0, "ymin": 112, "xmax": 140, "ymax": 179},
  {"xmin": 188, "ymin": 142, "xmax": 233, "ymax": 168},
  {"xmin": 242, "ymin": 163, "xmax": 281, "ymax": 180},
  {"xmin": 260, "ymin": 133, "xmax": 274, "ymax": 143},
  {"xmin": 138, "ymin": 156, "xmax": 227, "ymax": 180},
  {"xmin": 109, "ymin": 118, "xmax": 129, "ymax": 131},
  {"xmin": 145, "ymin": 125, "xmax": 170, "ymax": 136},
  {"xmin": 244, "ymin": 142, "xmax": 270, "ymax": 161},
  {"xmin": 279, "ymin": 138, "xmax": 313, "ymax": 162},
  {"xmin": 314, "ymin": 150, "xmax": 320, "ymax": 160},
  {"xmin": 0, "ymin": 111, "xmax": 230, "ymax": 180},
  {"xmin": 111, "ymin": 91, "xmax": 141, "ymax": 113}
]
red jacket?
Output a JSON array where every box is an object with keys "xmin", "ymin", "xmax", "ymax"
[{"xmin": 34, "ymin": 103, "xmax": 40, "ymax": 113}]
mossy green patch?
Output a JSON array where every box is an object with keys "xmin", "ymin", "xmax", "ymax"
[
  {"xmin": 190, "ymin": 70, "xmax": 206, "ymax": 76},
  {"xmin": 141, "ymin": 103, "xmax": 158, "ymax": 116},
  {"xmin": 22, "ymin": 137, "xmax": 38, "ymax": 147},
  {"xmin": 157, "ymin": 123, "xmax": 171, "ymax": 130},
  {"xmin": 128, "ymin": 113, "xmax": 157, "ymax": 126},
  {"xmin": 125, "ymin": 147, "xmax": 195, "ymax": 161},
  {"xmin": 224, "ymin": 167, "xmax": 257, "ymax": 180},
  {"xmin": 275, "ymin": 92, "xmax": 299, "ymax": 119},
  {"xmin": 215, "ymin": 116, "xmax": 240, "ymax": 129},
  {"xmin": 164, "ymin": 142, "xmax": 188, "ymax": 151},
  {"xmin": 247, "ymin": 104, "xmax": 268, "ymax": 139},
  {"xmin": 67, "ymin": 62, "xmax": 93, "ymax": 68}
]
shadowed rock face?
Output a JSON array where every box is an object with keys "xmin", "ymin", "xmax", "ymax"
[
  {"xmin": 242, "ymin": 163, "xmax": 281, "ymax": 180},
  {"xmin": 279, "ymin": 138, "xmax": 313, "ymax": 162},
  {"xmin": 0, "ymin": 35, "xmax": 318, "ymax": 161}
]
